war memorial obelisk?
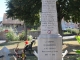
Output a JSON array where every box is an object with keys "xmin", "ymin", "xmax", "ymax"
[{"xmin": 38, "ymin": 0, "xmax": 62, "ymax": 60}]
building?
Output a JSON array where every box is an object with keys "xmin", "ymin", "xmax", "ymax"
[
  {"xmin": 61, "ymin": 19, "xmax": 79, "ymax": 30},
  {"xmin": 2, "ymin": 13, "xmax": 24, "ymax": 33}
]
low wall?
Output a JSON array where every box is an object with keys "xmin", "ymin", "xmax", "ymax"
[
  {"xmin": 0, "ymin": 31, "xmax": 41, "ymax": 40},
  {"xmin": 0, "ymin": 31, "xmax": 7, "ymax": 40},
  {"xmin": 28, "ymin": 31, "xmax": 40, "ymax": 38}
]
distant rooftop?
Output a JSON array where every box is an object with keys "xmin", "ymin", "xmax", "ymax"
[{"xmin": 2, "ymin": 13, "xmax": 24, "ymax": 25}]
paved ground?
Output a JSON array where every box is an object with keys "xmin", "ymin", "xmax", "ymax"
[
  {"xmin": 0, "ymin": 40, "xmax": 6, "ymax": 44},
  {"xmin": 63, "ymin": 35, "xmax": 75, "ymax": 39}
]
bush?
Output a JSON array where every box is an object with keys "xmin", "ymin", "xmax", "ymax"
[
  {"xmin": 67, "ymin": 28, "xmax": 72, "ymax": 32},
  {"xmin": 77, "ymin": 57, "xmax": 80, "ymax": 60},
  {"xmin": 6, "ymin": 31, "xmax": 19, "ymax": 41},
  {"xmin": 63, "ymin": 32, "xmax": 71, "ymax": 34},
  {"xmin": 27, "ymin": 35, "xmax": 33, "ymax": 41},
  {"xmin": 71, "ymin": 29, "xmax": 79, "ymax": 34},
  {"xmin": 19, "ymin": 31, "xmax": 33, "ymax": 41},
  {"xmin": 6, "ymin": 32, "xmax": 14, "ymax": 41},
  {"xmin": 5, "ymin": 27, "xmax": 19, "ymax": 41},
  {"xmin": 18, "ymin": 31, "xmax": 25, "ymax": 40},
  {"xmin": 67, "ymin": 28, "xmax": 79, "ymax": 35},
  {"xmin": 14, "ymin": 33, "xmax": 19, "ymax": 41}
]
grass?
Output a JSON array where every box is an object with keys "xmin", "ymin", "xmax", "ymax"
[
  {"xmin": 0, "ymin": 41, "xmax": 24, "ymax": 49},
  {"xmin": 0, "ymin": 41, "xmax": 38, "ymax": 60},
  {"xmin": 9, "ymin": 56, "xmax": 37, "ymax": 60},
  {"xmin": 0, "ymin": 39, "xmax": 80, "ymax": 60},
  {"xmin": 63, "ymin": 32, "xmax": 71, "ymax": 34}
]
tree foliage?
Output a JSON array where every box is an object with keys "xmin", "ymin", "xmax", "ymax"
[
  {"xmin": 56, "ymin": 0, "xmax": 80, "ymax": 35},
  {"xmin": 57, "ymin": 0, "xmax": 80, "ymax": 23},
  {"xmin": 6, "ymin": 0, "xmax": 80, "ymax": 25},
  {"xmin": 6, "ymin": 0, "xmax": 41, "ymax": 27},
  {"xmin": 6, "ymin": 0, "xmax": 80, "ymax": 35}
]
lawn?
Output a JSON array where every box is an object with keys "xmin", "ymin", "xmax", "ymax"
[
  {"xmin": 0, "ymin": 39, "xmax": 80, "ymax": 60},
  {"xmin": 0, "ymin": 41, "xmax": 38, "ymax": 60},
  {"xmin": 9, "ymin": 56, "xmax": 37, "ymax": 60}
]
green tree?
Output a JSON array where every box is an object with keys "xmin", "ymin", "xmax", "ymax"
[
  {"xmin": 6, "ymin": 0, "xmax": 41, "ymax": 39},
  {"xmin": 57, "ymin": 0, "xmax": 80, "ymax": 35},
  {"xmin": 6, "ymin": 0, "xmax": 80, "ymax": 36}
]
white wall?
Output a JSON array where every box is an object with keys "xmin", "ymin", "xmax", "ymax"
[{"xmin": 61, "ymin": 19, "xmax": 79, "ymax": 30}]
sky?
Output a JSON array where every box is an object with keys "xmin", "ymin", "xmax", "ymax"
[{"xmin": 0, "ymin": 0, "xmax": 7, "ymax": 21}]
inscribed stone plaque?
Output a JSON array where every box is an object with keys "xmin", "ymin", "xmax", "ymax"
[
  {"xmin": 41, "ymin": 13, "xmax": 58, "ymax": 34},
  {"xmin": 42, "ymin": 0, "xmax": 57, "ymax": 12},
  {"xmin": 38, "ymin": 35, "xmax": 62, "ymax": 60},
  {"xmin": 41, "ymin": 0, "xmax": 58, "ymax": 34}
]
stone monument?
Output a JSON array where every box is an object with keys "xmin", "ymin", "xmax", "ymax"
[{"xmin": 38, "ymin": 0, "xmax": 62, "ymax": 60}]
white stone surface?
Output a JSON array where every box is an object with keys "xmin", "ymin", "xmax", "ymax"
[
  {"xmin": 1, "ymin": 47, "xmax": 10, "ymax": 60},
  {"xmin": 0, "ymin": 40, "xmax": 6, "ymax": 44},
  {"xmin": 63, "ymin": 35, "xmax": 75, "ymax": 39},
  {"xmin": 0, "ymin": 50, "xmax": 3, "ymax": 56},
  {"xmin": 42, "ymin": 0, "xmax": 57, "ymax": 13},
  {"xmin": 62, "ymin": 50, "xmax": 68, "ymax": 58},
  {"xmin": 1, "ymin": 47, "xmax": 10, "ymax": 54},
  {"xmin": 38, "ymin": 34, "xmax": 62, "ymax": 60},
  {"xmin": 33, "ymin": 51, "xmax": 38, "ymax": 58},
  {"xmin": 62, "ymin": 50, "xmax": 68, "ymax": 60},
  {"xmin": 38, "ymin": 0, "xmax": 62, "ymax": 60},
  {"xmin": 41, "ymin": 13, "xmax": 58, "ymax": 34},
  {"xmin": 0, "ymin": 50, "xmax": 3, "ymax": 60},
  {"xmin": 41, "ymin": 0, "xmax": 58, "ymax": 34}
]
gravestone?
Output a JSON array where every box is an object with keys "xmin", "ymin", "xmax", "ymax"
[
  {"xmin": 38, "ymin": 0, "xmax": 62, "ymax": 60},
  {"xmin": 1, "ymin": 47, "xmax": 10, "ymax": 60},
  {"xmin": 0, "ymin": 50, "xmax": 3, "ymax": 56},
  {"xmin": 0, "ymin": 50, "xmax": 3, "ymax": 60}
]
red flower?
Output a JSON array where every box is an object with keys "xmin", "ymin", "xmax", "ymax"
[
  {"xmin": 4, "ymin": 30, "xmax": 8, "ymax": 33},
  {"xmin": 25, "ymin": 40, "xmax": 28, "ymax": 45}
]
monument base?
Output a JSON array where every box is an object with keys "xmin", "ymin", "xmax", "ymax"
[{"xmin": 38, "ymin": 34, "xmax": 62, "ymax": 60}]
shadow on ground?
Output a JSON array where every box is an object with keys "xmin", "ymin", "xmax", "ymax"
[
  {"xmin": 0, "ymin": 41, "xmax": 21, "ymax": 46},
  {"xmin": 63, "ymin": 38, "xmax": 76, "ymax": 41},
  {"xmin": 0, "ymin": 46, "xmax": 38, "ymax": 60},
  {"xmin": 63, "ymin": 44, "xmax": 80, "ymax": 53}
]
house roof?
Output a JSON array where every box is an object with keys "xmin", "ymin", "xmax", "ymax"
[{"xmin": 2, "ymin": 13, "xmax": 24, "ymax": 25}]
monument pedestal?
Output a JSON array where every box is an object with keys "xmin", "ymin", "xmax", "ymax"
[{"xmin": 38, "ymin": 34, "xmax": 62, "ymax": 60}]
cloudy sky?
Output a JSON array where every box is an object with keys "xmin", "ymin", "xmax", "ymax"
[{"xmin": 0, "ymin": 0, "xmax": 7, "ymax": 21}]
